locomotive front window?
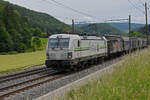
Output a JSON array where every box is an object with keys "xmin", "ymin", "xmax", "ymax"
[
  {"xmin": 48, "ymin": 38, "xmax": 69, "ymax": 48},
  {"xmin": 48, "ymin": 38, "xmax": 58, "ymax": 48}
]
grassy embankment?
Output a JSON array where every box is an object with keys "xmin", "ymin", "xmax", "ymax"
[
  {"xmin": 0, "ymin": 38, "xmax": 48, "ymax": 75},
  {"xmin": 64, "ymin": 48, "xmax": 150, "ymax": 100}
]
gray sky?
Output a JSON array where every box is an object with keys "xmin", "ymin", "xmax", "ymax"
[{"xmin": 5, "ymin": 0, "xmax": 150, "ymax": 24}]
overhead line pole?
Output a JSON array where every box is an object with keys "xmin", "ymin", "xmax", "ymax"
[
  {"xmin": 129, "ymin": 15, "xmax": 131, "ymax": 49},
  {"xmin": 129, "ymin": 15, "xmax": 131, "ymax": 36},
  {"xmin": 72, "ymin": 19, "xmax": 75, "ymax": 32},
  {"xmin": 145, "ymin": 2, "xmax": 149, "ymax": 45}
]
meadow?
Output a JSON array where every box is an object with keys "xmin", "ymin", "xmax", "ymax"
[
  {"xmin": 0, "ymin": 38, "xmax": 48, "ymax": 75},
  {"xmin": 64, "ymin": 48, "xmax": 150, "ymax": 100},
  {"xmin": 0, "ymin": 50, "xmax": 46, "ymax": 75}
]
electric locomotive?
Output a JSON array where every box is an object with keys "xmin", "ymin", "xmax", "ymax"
[{"xmin": 45, "ymin": 33, "xmax": 107, "ymax": 70}]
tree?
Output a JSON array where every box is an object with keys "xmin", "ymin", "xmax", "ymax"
[
  {"xmin": 129, "ymin": 32, "xmax": 146, "ymax": 38},
  {"xmin": 33, "ymin": 28, "xmax": 42, "ymax": 37},
  {"xmin": 31, "ymin": 37, "xmax": 42, "ymax": 51},
  {"xmin": 0, "ymin": 26, "xmax": 13, "ymax": 52},
  {"xmin": 22, "ymin": 28, "xmax": 32, "ymax": 48},
  {"xmin": 15, "ymin": 43, "xmax": 27, "ymax": 53},
  {"xmin": 0, "ymin": 4, "xmax": 35, "ymax": 53}
]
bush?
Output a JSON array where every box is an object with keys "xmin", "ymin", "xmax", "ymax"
[
  {"xmin": 0, "ymin": 51, "xmax": 17, "ymax": 55},
  {"xmin": 7, "ymin": 51, "xmax": 17, "ymax": 54},
  {"xmin": 31, "ymin": 37, "xmax": 42, "ymax": 51}
]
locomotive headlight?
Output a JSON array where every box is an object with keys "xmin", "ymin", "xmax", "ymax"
[{"xmin": 68, "ymin": 52, "xmax": 72, "ymax": 59}]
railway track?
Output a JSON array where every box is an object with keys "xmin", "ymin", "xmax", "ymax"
[
  {"xmin": 0, "ymin": 70, "xmax": 63, "ymax": 99},
  {"xmin": 0, "ymin": 66, "xmax": 64, "ymax": 99},
  {"xmin": 0, "ymin": 55, "xmax": 123, "ymax": 100},
  {"xmin": 0, "ymin": 67, "xmax": 52, "ymax": 83}
]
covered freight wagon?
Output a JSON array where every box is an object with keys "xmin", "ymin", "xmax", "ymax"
[{"xmin": 105, "ymin": 35, "xmax": 124, "ymax": 54}]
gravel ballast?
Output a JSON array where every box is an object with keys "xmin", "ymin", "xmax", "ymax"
[{"xmin": 4, "ymin": 57, "xmax": 122, "ymax": 100}]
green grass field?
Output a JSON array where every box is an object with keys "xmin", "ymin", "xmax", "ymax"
[
  {"xmin": 64, "ymin": 48, "xmax": 150, "ymax": 100},
  {"xmin": 0, "ymin": 38, "xmax": 48, "ymax": 75},
  {"xmin": 0, "ymin": 50, "xmax": 46, "ymax": 75}
]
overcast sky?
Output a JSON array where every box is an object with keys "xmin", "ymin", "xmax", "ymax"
[{"xmin": 4, "ymin": 0, "xmax": 150, "ymax": 24}]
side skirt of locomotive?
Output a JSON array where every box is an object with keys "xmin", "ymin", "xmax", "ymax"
[
  {"xmin": 46, "ymin": 46, "xmax": 146, "ymax": 71},
  {"xmin": 45, "ymin": 53, "xmax": 107, "ymax": 71}
]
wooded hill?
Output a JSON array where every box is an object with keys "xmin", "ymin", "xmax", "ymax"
[
  {"xmin": 109, "ymin": 23, "xmax": 144, "ymax": 32},
  {"xmin": 0, "ymin": 0, "xmax": 71, "ymax": 53},
  {"xmin": 1, "ymin": 0, "xmax": 71, "ymax": 34},
  {"xmin": 135, "ymin": 25, "xmax": 150, "ymax": 34},
  {"xmin": 0, "ymin": 2, "xmax": 32, "ymax": 53},
  {"xmin": 78, "ymin": 23, "xmax": 127, "ymax": 36}
]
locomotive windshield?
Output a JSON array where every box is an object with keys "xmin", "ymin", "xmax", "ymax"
[{"xmin": 48, "ymin": 38, "xmax": 69, "ymax": 48}]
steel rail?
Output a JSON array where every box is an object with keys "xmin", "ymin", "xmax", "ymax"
[
  {"xmin": 0, "ymin": 71, "xmax": 64, "ymax": 99},
  {"xmin": 0, "ymin": 67, "xmax": 52, "ymax": 83},
  {"xmin": 0, "ymin": 70, "xmax": 58, "ymax": 92}
]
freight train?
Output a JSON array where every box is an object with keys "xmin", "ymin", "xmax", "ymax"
[{"xmin": 45, "ymin": 33, "xmax": 147, "ymax": 71}]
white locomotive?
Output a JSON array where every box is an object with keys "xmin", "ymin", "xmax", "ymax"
[{"xmin": 45, "ymin": 34, "xmax": 107, "ymax": 70}]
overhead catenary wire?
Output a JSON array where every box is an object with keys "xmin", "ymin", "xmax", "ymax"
[
  {"xmin": 106, "ymin": 18, "xmax": 129, "ymax": 22},
  {"xmin": 42, "ymin": 0, "xmax": 100, "ymax": 21},
  {"xmin": 137, "ymin": 0, "xmax": 146, "ymax": 10},
  {"xmin": 147, "ymin": 3, "xmax": 150, "ymax": 13},
  {"xmin": 42, "ymin": 0, "xmax": 146, "ymax": 24},
  {"xmin": 138, "ymin": 0, "xmax": 145, "ymax": 5},
  {"xmin": 42, "ymin": 0, "xmax": 143, "ymax": 24},
  {"xmin": 128, "ymin": 0, "xmax": 145, "ymax": 14}
]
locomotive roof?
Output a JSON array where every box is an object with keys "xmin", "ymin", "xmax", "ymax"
[
  {"xmin": 49, "ymin": 34, "xmax": 80, "ymax": 39},
  {"xmin": 80, "ymin": 36, "xmax": 103, "ymax": 40},
  {"xmin": 49, "ymin": 34, "xmax": 103, "ymax": 40}
]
